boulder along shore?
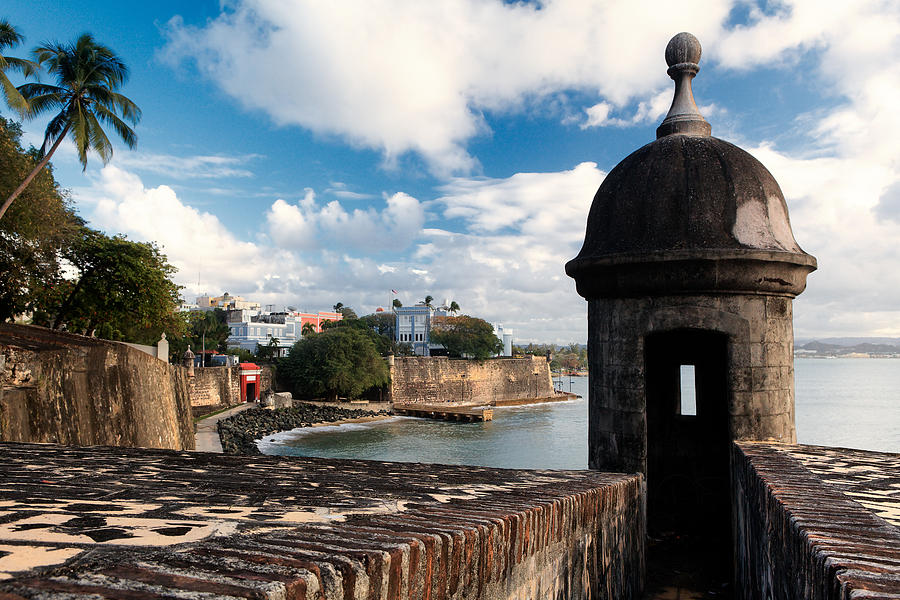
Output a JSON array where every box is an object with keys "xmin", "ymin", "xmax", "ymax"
[{"xmin": 218, "ymin": 402, "xmax": 392, "ymax": 455}]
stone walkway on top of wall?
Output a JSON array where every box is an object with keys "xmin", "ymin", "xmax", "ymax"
[
  {"xmin": 0, "ymin": 442, "xmax": 645, "ymax": 599},
  {"xmin": 784, "ymin": 443, "xmax": 900, "ymax": 527}
]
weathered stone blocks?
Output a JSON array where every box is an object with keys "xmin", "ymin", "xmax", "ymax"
[
  {"xmin": 390, "ymin": 356, "xmax": 555, "ymax": 406},
  {"xmin": 0, "ymin": 323, "xmax": 193, "ymax": 450},
  {"xmin": 0, "ymin": 442, "xmax": 646, "ymax": 599}
]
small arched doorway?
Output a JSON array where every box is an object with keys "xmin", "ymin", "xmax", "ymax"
[{"xmin": 645, "ymin": 329, "xmax": 732, "ymax": 578}]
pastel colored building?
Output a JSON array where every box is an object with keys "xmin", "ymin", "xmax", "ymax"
[
  {"xmin": 196, "ymin": 293, "xmax": 261, "ymax": 312},
  {"xmin": 227, "ymin": 310, "xmax": 342, "ymax": 356},
  {"xmin": 394, "ymin": 303, "xmax": 448, "ymax": 356}
]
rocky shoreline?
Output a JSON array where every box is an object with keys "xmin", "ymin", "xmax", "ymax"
[{"xmin": 217, "ymin": 403, "xmax": 393, "ymax": 455}]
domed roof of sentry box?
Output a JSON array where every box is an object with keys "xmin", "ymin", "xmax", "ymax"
[{"xmin": 566, "ymin": 32, "xmax": 816, "ymax": 299}]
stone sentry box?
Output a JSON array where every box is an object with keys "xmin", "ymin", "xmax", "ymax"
[{"xmin": 566, "ymin": 32, "xmax": 816, "ymax": 569}]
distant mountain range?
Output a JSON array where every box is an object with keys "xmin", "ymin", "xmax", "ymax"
[{"xmin": 795, "ymin": 338, "xmax": 900, "ymax": 357}]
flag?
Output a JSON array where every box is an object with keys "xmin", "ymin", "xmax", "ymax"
[{"xmin": 391, "ymin": 289, "xmax": 398, "ymax": 294}]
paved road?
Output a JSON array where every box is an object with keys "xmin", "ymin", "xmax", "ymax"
[{"xmin": 194, "ymin": 403, "xmax": 257, "ymax": 453}]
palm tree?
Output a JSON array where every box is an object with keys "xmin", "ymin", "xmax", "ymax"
[
  {"xmin": 301, "ymin": 322, "xmax": 316, "ymax": 337},
  {"xmin": 392, "ymin": 298, "xmax": 402, "ymax": 309},
  {"xmin": 424, "ymin": 295, "xmax": 433, "ymax": 307},
  {"xmin": 449, "ymin": 300, "xmax": 460, "ymax": 315},
  {"xmin": 333, "ymin": 302, "xmax": 344, "ymax": 313},
  {"xmin": 0, "ymin": 20, "xmax": 36, "ymax": 114},
  {"xmin": 0, "ymin": 33, "xmax": 141, "ymax": 221}
]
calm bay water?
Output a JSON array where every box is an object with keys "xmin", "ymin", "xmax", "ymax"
[{"xmin": 259, "ymin": 358, "xmax": 900, "ymax": 467}]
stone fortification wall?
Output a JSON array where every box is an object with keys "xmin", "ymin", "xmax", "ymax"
[
  {"xmin": 260, "ymin": 364, "xmax": 276, "ymax": 392},
  {"xmin": 188, "ymin": 365, "xmax": 276, "ymax": 413},
  {"xmin": 733, "ymin": 442, "xmax": 900, "ymax": 599},
  {"xmin": 390, "ymin": 355, "xmax": 555, "ymax": 406},
  {"xmin": 188, "ymin": 366, "xmax": 240, "ymax": 409},
  {"xmin": 0, "ymin": 442, "xmax": 646, "ymax": 598},
  {"xmin": 0, "ymin": 323, "xmax": 193, "ymax": 450}
]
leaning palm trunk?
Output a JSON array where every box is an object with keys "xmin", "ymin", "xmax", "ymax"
[{"xmin": 0, "ymin": 123, "xmax": 69, "ymax": 221}]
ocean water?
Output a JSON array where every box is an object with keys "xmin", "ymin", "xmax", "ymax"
[{"xmin": 258, "ymin": 358, "xmax": 900, "ymax": 467}]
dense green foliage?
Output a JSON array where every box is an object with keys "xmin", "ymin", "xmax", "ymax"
[
  {"xmin": 225, "ymin": 347, "xmax": 254, "ymax": 363},
  {"xmin": 0, "ymin": 114, "xmax": 81, "ymax": 321},
  {"xmin": 255, "ymin": 337, "xmax": 281, "ymax": 361},
  {"xmin": 168, "ymin": 309, "xmax": 231, "ymax": 364},
  {"xmin": 430, "ymin": 315, "xmax": 502, "ymax": 360},
  {"xmin": 279, "ymin": 327, "xmax": 389, "ymax": 400},
  {"xmin": 515, "ymin": 342, "xmax": 587, "ymax": 371},
  {"xmin": 35, "ymin": 227, "xmax": 184, "ymax": 345}
]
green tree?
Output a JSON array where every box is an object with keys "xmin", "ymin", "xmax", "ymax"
[
  {"xmin": 0, "ymin": 21, "xmax": 37, "ymax": 114},
  {"xmin": 1, "ymin": 33, "xmax": 141, "ymax": 221},
  {"xmin": 167, "ymin": 309, "xmax": 231, "ymax": 364},
  {"xmin": 424, "ymin": 295, "xmax": 433, "ymax": 306},
  {"xmin": 332, "ymin": 301, "xmax": 343, "ymax": 312},
  {"xmin": 392, "ymin": 298, "xmax": 402, "ymax": 309},
  {"xmin": 301, "ymin": 321, "xmax": 316, "ymax": 337},
  {"xmin": 449, "ymin": 300, "xmax": 460, "ymax": 315},
  {"xmin": 430, "ymin": 315, "xmax": 502, "ymax": 360},
  {"xmin": 338, "ymin": 306, "xmax": 358, "ymax": 320},
  {"xmin": 256, "ymin": 337, "xmax": 280, "ymax": 361},
  {"xmin": 40, "ymin": 227, "xmax": 183, "ymax": 345},
  {"xmin": 0, "ymin": 114, "xmax": 81, "ymax": 322},
  {"xmin": 353, "ymin": 312, "xmax": 396, "ymax": 355},
  {"xmin": 279, "ymin": 327, "xmax": 389, "ymax": 400},
  {"xmin": 225, "ymin": 346, "xmax": 253, "ymax": 363}
]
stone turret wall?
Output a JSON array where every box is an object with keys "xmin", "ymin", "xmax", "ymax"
[
  {"xmin": 390, "ymin": 355, "xmax": 555, "ymax": 406},
  {"xmin": 0, "ymin": 323, "xmax": 193, "ymax": 450},
  {"xmin": 588, "ymin": 293, "xmax": 796, "ymax": 474}
]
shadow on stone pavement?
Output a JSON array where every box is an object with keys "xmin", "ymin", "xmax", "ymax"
[{"xmin": 642, "ymin": 531, "xmax": 733, "ymax": 599}]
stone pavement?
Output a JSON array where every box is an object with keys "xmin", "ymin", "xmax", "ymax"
[
  {"xmin": 193, "ymin": 402, "xmax": 257, "ymax": 453},
  {"xmin": 0, "ymin": 442, "xmax": 644, "ymax": 598}
]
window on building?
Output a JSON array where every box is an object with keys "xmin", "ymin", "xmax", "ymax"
[{"xmin": 680, "ymin": 364, "xmax": 697, "ymax": 416}]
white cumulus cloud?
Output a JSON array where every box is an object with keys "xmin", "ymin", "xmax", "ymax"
[{"xmin": 160, "ymin": 0, "xmax": 730, "ymax": 174}]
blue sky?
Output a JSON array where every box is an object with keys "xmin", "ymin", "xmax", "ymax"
[{"xmin": 4, "ymin": 1, "xmax": 900, "ymax": 343}]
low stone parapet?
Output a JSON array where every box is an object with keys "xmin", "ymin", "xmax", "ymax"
[
  {"xmin": 733, "ymin": 442, "xmax": 900, "ymax": 599},
  {"xmin": 0, "ymin": 442, "xmax": 645, "ymax": 598}
]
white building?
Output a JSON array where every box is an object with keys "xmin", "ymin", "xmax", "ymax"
[
  {"xmin": 227, "ymin": 310, "xmax": 342, "ymax": 357},
  {"xmin": 494, "ymin": 324, "xmax": 514, "ymax": 356},
  {"xmin": 394, "ymin": 303, "xmax": 448, "ymax": 356}
]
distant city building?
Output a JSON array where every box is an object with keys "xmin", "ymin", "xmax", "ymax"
[
  {"xmin": 494, "ymin": 324, "xmax": 514, "ymax": 356},
  {"xmin": 227, "ymin": 310, "xmax": 342, "ymax": 357},
  {"xmin": 196, "ymin": 292, "xmax": 261, "ymax": 312},
  {"xmin": 394, "ymin": 303, "xmax": 448, "ymax": 356}
]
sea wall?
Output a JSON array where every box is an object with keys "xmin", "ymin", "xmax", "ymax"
[
  {"xmin": 0, "ymin": 323, "xmax": 193, "ymax": 450},
  {"xmin": 390, "ymin": 355, "xmax": 555, "ymax": 406},
  {"xmin": 732, "ymin": 442, "xmax": 900, "ymax": 599}
]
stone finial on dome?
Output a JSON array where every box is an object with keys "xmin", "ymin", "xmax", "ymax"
[{"xmin": 656, "ymin": 32, "xmax": 711, "ymax": 138}]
